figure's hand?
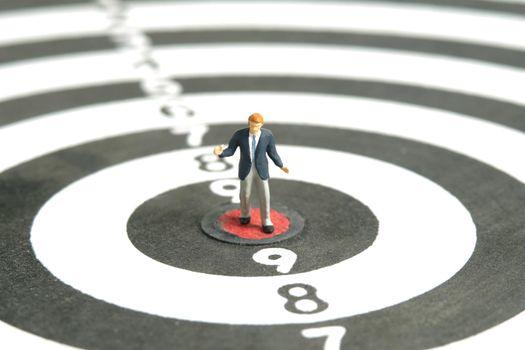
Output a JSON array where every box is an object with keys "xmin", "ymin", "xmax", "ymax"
[
  {"xmin": 213, "ymin": 144, "xmax": 226, "ymax": 156},
  {"xmin": 281, "ymin": 166, "xmax": 289, "ymax": 174}
]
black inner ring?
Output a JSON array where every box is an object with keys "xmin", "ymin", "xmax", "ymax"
[{"xmin": 128, "ymin": 180, "xmax": 377, "ymax": 274}]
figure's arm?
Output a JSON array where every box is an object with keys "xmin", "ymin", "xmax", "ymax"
[
  {"xmin": 214, "ymin": 133, "xmax": 238, "ymax": 158},
  {"xmin": 267, "ymin": 134, "xmax": 289, "ymax": 173}
]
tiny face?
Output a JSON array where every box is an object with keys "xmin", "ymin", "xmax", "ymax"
[{"xmin": 249, "ymin": 121, "xmax": 263, "ymax": 134}]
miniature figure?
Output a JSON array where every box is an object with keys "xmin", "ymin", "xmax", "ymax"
[{"xmin": 213, "ymin": 113, "xmax": 289, "ymax": 233}]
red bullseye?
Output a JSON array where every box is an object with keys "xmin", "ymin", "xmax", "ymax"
[
  {"xmin": 201, "ymin": 203, "xmax": 303, "ymax": 245},
  {"xmin": 219, "ymin": 208, "xmax": 290, "ymax": 239}
]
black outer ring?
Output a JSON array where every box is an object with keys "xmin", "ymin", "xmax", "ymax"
[
  {"xmin": 2, "ymin": 76, "xmax": 524, "ymax": 133},
  {"xmin": 1, "ymin": 0, "xmax": 525, "ymax": 15},
  {"xmin": 201, "ymin": 203, "xmax": 305, "ymax": 245},
  {"xmin": 4, "ymin": 29, "xmax": 525, "ymax": 69},
  {"xmin": 1, "ymin": 123, "xmax": 525, "ymax": 350}
]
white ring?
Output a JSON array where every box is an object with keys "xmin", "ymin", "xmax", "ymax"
[
  {"xmin": 1, "ymin": 93, "xmax": 523, "ymax": 184},
  {"xmin": 2, "ymin": 1, "xmax": 525, "ymax": 50},
  {"xmin": 2, "ymin": 45, "xmax": 525, "ymax": 107},
  {"xmin": 31, "ymin": 145, "xmax": 476, "ymax": 325}
]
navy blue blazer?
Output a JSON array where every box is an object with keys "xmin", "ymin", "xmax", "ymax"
[{"xmin": 219, "ymin": 128, "xmax": 284, "ymax": 180}]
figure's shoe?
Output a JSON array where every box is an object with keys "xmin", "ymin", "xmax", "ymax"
[
  {"xmin": 262, "ymin": 225, "xmax": 274, "ymax": 234},
  {"xmin": 240, "ymin": 217, "xmax": 250, "ymax": 225}
]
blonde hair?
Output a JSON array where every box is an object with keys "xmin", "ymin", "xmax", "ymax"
[{"xmin": 248, "ymin": 113, "xmax": 264, "ymax": 124}]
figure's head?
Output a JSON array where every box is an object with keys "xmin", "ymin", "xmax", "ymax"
[{"xmin": 248, "ymin": 113, "xmax": 264, "ymax": 134}]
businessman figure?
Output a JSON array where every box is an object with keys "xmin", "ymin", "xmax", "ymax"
[{"xmin": 213, "ymin": 113, "xmax": 289, "ymax": 233}]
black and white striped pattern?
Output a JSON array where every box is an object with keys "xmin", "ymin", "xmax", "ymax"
[{"xmin": 1, "ymin": 1, "xmax": 525, "ymax": 349}]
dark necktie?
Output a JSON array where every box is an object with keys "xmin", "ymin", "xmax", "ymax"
[{"xmin": 251, "ymin": 135, "xmax": 256, "ymax": 161}]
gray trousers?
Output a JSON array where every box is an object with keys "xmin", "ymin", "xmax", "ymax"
[{"xmin": 240, "ymin": 163, "xmax": 272, "ymax": 226}]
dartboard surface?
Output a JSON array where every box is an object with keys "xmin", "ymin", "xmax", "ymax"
[{"xmin": 1, "ymin": 0, "xmax": 525, "ymax": 349}]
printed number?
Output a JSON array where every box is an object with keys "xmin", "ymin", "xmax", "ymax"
[
  {"xmin": 161, "ymin": 102, "xmax": 194, "ymax": 118},
  {"xmin": 252, "ymin": 248, "xmax": 297, "ymax": 274},
  {"xmin": 302, "ymin": 326, "xmax": 347, "ymax": 350},
  {"xmin": 209, "ymin": 179, "xmax": 240, "ymax": 203},
  {"xmin": 278, "ymin": 283, "xmax": 328, "ymax": 314},
  {"xmin": 141, "ymin": 78, "xmax": 182, "ymax": 98},
  {"xmin": 195, "ymin": 154, "xmax": 233, "ymax": 172}
]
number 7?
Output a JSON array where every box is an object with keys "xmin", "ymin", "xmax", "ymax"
[{"xmin": 302, "ymin": 326, "xmax": 347, "ymax": 350}]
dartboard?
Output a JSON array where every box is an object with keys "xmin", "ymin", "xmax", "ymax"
[{"xmin": 1, "ymin": 0, "xmax": 525, "ymax": 349}]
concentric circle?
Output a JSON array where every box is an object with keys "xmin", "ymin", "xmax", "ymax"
[
  {"xmin": 2, "ymin": 1, "xmax": 525, "ymax": 348},
  {"xmin": 30, "ymin": 142, "xmax": 473, "ymax": 324},
  {"xmin": 128, "ymin": 179, "xmax": 376, "ymax": 274},
  {"xmin": 0, "ymin": 122, "xmax": 522, "ymax": 348}
]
